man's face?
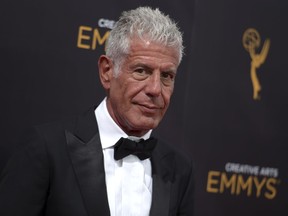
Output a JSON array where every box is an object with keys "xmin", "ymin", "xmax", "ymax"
[{"xmin": 99, "ymin": 38, "xmax": 179, "ymax": 136}]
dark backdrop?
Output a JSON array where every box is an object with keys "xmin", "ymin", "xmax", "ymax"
[{"xmin": 1, "ymin": 0, "xmax": 287, "ymax": 215}]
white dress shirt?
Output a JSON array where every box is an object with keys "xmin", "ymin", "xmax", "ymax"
[{"xmin": 95, "ymin": 98, "xmax": 153, "ymax": 216}]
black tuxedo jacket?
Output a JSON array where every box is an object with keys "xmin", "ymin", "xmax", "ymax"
[{"xmin": 0, "ymin": 107, "xmax": 194, "ymax": 216}]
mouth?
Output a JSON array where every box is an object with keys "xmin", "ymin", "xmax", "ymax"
[{"xmin": 137, "ymin": 103, "xmax": 162, "ymax": 114}]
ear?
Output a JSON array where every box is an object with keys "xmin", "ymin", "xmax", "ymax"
[{"xmin": 98, "ymin": 55, "xmax": 114, "ymax": 90}]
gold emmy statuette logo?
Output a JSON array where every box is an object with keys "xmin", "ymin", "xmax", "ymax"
[{"xmin": 242, "ymin": 28, "xmax": 270, "ymax": 100}]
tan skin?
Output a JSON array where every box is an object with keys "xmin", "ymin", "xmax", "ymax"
[{"xmin": 98, "ymin": 38, "xmax": 179, "ymax": 137}]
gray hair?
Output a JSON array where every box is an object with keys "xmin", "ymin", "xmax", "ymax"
[{"xmin": 105, "ymin": 7, "xmax": 184, "ymax": 75}]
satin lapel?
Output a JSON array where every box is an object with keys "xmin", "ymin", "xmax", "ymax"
[
  {"xmin": 65, "ymin": 107, "xmax": 110, "ymax": 216},
  {"xmin": 150, "ymin": 142, "xmax": 175, "ymax": 216}
]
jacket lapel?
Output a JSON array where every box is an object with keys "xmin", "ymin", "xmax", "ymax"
[
  {"xmin": 65, "ymin": 107, "xmax": 110, "ymax": 216},
  {"xmin": 65, "ymin": 107, "xmax": 175, "ymax": 216},
  {"xmin": 150, "ymin": 141, "xmax": 175, "ymax": 216}
]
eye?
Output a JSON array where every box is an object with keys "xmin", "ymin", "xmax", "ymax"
[
  {"xmin": 135, "ymin": 68, "xmax": 146, "ymax": 74},
  {"xmin": 161, "ymin": 72, "xmax": 174, "ymax": 79},
  {"xmin": 132, "ymin": 67, "xmax": 150, "ymax": 80},
  {"xmin": 161, "ymin": 72, "xmax": 175, "ymax": 85}
]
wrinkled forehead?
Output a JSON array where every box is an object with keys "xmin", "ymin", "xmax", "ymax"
[{"xmin": 127, "ymin": 35, "xmax": 181, "ymax": 63}]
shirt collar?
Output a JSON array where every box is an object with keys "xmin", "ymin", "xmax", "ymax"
[{"xmin": 95, "ymin": 98, "xmax": 152, "ymax": 149}]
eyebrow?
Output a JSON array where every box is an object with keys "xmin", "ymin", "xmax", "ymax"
[
  {"xmin": 130, "ymin": 63, "xmax": 151, "ymax": 69},
  {"xmin": 131, "ymin": 63, "xmax": 177, "ymax": 73}
]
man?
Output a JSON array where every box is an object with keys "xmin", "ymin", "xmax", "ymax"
[{"xmin": 0, "ymin": 6, "xmax": 194, "ymax": 216}]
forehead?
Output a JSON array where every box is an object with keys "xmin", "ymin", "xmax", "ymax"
[{"xmin": 126, "ymin": 37, "xmax": 180, "ymax": 66}]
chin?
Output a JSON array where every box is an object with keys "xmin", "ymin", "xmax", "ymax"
[
  {"xmin": 127, "ymin": 115, "xmax": 162, "ymax": 130},
  {"xmin": 140, "ymin": 121, "xmax": 159, "ymax": 130},
  {"xmin": 129, "ymin": 121, "xmax": 155, "ymax": 130}
]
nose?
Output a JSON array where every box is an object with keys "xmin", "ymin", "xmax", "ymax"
[{"xmin": 146, "ymin": 72, "xmax": 162, "ymax": 97}]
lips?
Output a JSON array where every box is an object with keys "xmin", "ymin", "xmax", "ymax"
[
  {"xmin": 141, "ymin": 104, "xmax": 159, "ymax": 109},
  {"xmin": 137, "ymin": 103, "xmax": 162, "ymax": 114}
]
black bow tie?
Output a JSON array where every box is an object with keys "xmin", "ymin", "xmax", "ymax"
[{"xmin": 114, "ymin": 137, "xmax": 157, "ymax": 160}]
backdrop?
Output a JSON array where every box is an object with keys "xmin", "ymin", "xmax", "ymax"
[{"xmin": 1, "ymin": 0, "xmax": 287, "ymax": 215}]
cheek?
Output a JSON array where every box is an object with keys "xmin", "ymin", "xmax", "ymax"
[
  {"xmin": 127, "ymin": 83, "xmax": 147, "ymax": 100},
  {"xmin": 110, "ymin": 78, "xmax": 129, "ymax": 99},
  {"xmin": 163, "ymin": 88, "xmax": 174, "ymax": 105}
]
